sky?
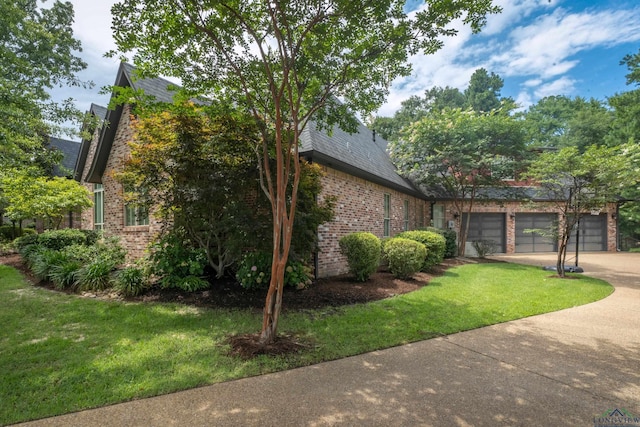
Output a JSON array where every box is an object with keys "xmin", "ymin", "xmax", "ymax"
[{"xmin": 51, "ymin": 0, "xmax": 640, "ymax": 133}]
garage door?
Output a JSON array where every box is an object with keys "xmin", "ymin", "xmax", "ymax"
[
  {"xmin": 567, "ymin": 214, "xmax": 607, "ymax": 252},
  {"xmin": 515, "ymin": 213, "xmax": 557, "ymax": 253},
  {"xmin": 462, "ymin": 213, "xmax": 505, "ymax": 253}
]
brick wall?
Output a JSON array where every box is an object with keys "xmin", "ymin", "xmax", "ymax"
[
  {"xmin": 79, "ymin": 105, "xmax": 162, "ymax": 261},
  {"xmin": 315, "ymin": 165, "xmax": 430, "ymax": 277},
  {"xmin": 435, "ymin": 199, "xmax": 617, "ymax": 253}
]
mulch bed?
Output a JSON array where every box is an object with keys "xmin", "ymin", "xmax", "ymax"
[{"xmin": 0, "ymin": 253, "xmax": 476, "ymax": 357}]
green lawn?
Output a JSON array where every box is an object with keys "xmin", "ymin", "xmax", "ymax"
[{"xmin": 0, "ymin": 261, "xmax": 612, "ymax": 425}]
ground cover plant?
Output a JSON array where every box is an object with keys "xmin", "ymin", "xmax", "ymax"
[{"xmin": 0, "ymin": 257, "xmax": 612, "ymax": 425}]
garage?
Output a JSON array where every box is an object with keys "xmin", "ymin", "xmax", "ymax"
[
  {"xmin": 567, "ymin": 214, "xmax": 607, "ymax": 252},
  {"xmin": 462, "ymin": 213, "xmax": 505, "ymax": 253},
  {"xmin": 515, "ymin": 213, "xmax": 557, "ymax": 253}
]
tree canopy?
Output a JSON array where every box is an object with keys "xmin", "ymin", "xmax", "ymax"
[
  {"xmin": 389, "ymin": 108, "xmax": 526, "ymax": 255},
  {"xmin": 371, "ymin": 68, "xmax": 512, "ymax": 142},
  {"xmin": 525, "ymin": 144, "xmax": 639, "ymax": 276},
  {"xmin": 110, "ymin": 0, "xmax": 501, "ymax": 344},
  {"xmin": 0, "ymin": 0, "xmax": 89, "ymax": 173}
]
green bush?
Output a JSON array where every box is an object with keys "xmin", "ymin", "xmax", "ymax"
[
  {"xmin": 397, "ymin": 230, "xmax": 446, "ymax": 271},
  {"xmin": 14, "ymin": 233, "xmax": 40, "ymax": 252},
  {"xmin": 0, "ymin": 225, "xmax": 35, "ymax": 242},
  {"xmin": 236, "ymin": 251, "xmax": 312, "ymax": 290},
  {"xmin": 114, "ymin": 265, "xmax": 149, "ymax": 297},
  {"xmin": 37, "ymin": 229, "xmax": 87, "ymax": 250},
  {"xmin": 150, "ymin": 232, "xmax": 208, "ymax": 291},
  {"xmin": 471, "ymin": 239, "xmax": 498, "ymax": 258},
  {"xmin": 76, "ymin": 258, "xmax": 117, "ymax": 291},
  {"xmin": 384, "ymin": 237, "xmax": 426, "ymax": 279},
  {"xmin": 339, "ymin": 232, "xmax": 381, "ymax": 282},
  {"xmin": 422, "ymin": 227, "xmax": 457, "ymax": 258},
  {"xmin": 49, "ymin": 259, "xmax": 83, "ymax": 290}
]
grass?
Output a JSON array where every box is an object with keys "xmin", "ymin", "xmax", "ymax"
[{"xmin": 0, "ymin": 261, "xmax": 613, "ymax": 425}]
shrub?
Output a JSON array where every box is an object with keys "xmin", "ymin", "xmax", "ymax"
[
  {"xmin": 149, "ymin": 233, "xmax": 208, "ymax": 290},
  {"xmin": 49, "ymin": 259, "xmax": 83, "ymax": 290},
  {"xmin": 114, "ymin": 265, "xmax": 149, "ymax": 297},
  {"xmin": 75, "ymin": 258, "xmax": 117, "ymax": 291},
  {"xmin": 173, "ymin": 276, "xmax": 210, "ymax": 292},
  {"xmin": 37, "ymin": 229, "xmax": 87, "ymax": 250},
  {"xmin": 396, "ymin": 230, "xmax": 446, "ymax": 271},
  {"xmin": 236, "ymin": 251, "xmax": 312, "ymax": 290},
  {"xmin": 0, "ymin": 225, "xmax": 36, "ymax": 241},
  {"xmin": 384, "ymin": 237, "xmax": 426, "ymax": 279},
  {"xmin": 471, "ymin": 239, "xmax": 498, "ymax": 258},
  {"xmin": 80, "ymin": 229, "xmax": 101, "ymax": 246},
  {"xmin": 30, "ymin": 247, "xmax": 67, "ymax": 281},
  {"xmin": 14, "ymin": 233, "xmax": 40, "ymax": 253},
  {"xmin": 422, "ymin": 227, "xmax": 457, "ymax": 258},
  {"xmin": 339, "ymin": 232, "xmax": 381, "ymax": 282}
]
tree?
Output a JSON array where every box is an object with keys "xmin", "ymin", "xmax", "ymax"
[
  {"xmin": 0, "ymin": 0, "xmax": 90, "ymax": 172},
  {"xmin": 118, "ymin": 100, "xmax": 334, "ymax": 279},
  {"xmin": 1, "ymin": 171, "xmax": 92, "ymax": 229},
  {"xmin": 525, "ymin": 144, "xmax": 638, "ymax": 277},
  {"xmin": 389, "ymin": 108, "xmax": 526, "ymax": 255},
  {"xmin": 371, "ymin": 68, "xmax": 510, "ymax": 142},
  {"xmin": 464, "ymin": 68, "xmax": 506, "ymax": 112},
  {"xmin": 110, "ymin": 0, "xmax": 500, "ymax": 345},
  {"xmin": 608, "ymin": 48, "xmax": 640, "ymax": 246},
  {"xmin": 521, "ymin": 96, "xmax": 613, "ymax": 151}
]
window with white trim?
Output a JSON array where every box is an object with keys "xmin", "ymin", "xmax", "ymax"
[
  {"xmin": 383, "ymin": 193, "xmax": 391, "ymax": 237},
  {"xmin": 432, "ymin": 204, "xmax": 445, "ymax": 229},
  {"xmin": 124, "ymin": 186, "xmax": 149, "ymax": 226},
  {"xmin": 94, "ymin": 184, "xmax": 104, "ymax": 230}
]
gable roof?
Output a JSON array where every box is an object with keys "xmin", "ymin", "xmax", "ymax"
[
  {"xmin": 80, "ymin": 63, "xmax": 422, "ymax": 196},
  {"xmin": 49, "ymin": 137, "xmax": 81, "ymax": 177},
  {"xmin": 299, "ymin": 121, "xmax": 423, "ymax": 196},
  {"xmin": 73, "ymin": 103, "xmax": 107, "ymax": 181},
  {"xmin": 82, "ymin": 63, "xmax": 180, "ymax": 183}
]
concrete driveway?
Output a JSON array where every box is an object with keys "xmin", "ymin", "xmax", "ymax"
[{"xmin": 16, "ymin": 253, "xmax": 640, "ymax": 426}]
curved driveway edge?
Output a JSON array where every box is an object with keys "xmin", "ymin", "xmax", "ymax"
[{"xmin": 15, "ymin": 253, "xmax": 640, "ymax": 426}]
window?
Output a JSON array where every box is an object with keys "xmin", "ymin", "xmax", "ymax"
[
  {"xmin": 403, "ymin": 200, "xmax": 409, "ymax": 231},
  {"xmin": 383, "ymin": 193, "xmax": 391, "ymax": 237},
  {"xmin": 124, "ymin": 186, "xmax": 149, "ymax": 226},
  {"xmin": 94, "ymin": 184, "xmax": 104, "ymax": 230},
  {"xmin": 125, "ymin": 204, "xmax": 149, "ymax": 226},
  {"xmin": 432, "ymin": 204, "xmax": 445, "ymax": 229},
  {"xmin": 418, "ymin": 203, "xmax": 425, "ymax": 228}
]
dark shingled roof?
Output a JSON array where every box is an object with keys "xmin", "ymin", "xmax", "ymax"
[
  {"xmin": 49, "ymin": 137, "xmax": 80, "ymax": 177},
  {"xmin": 82, "ymin": 62, "xmax": 422, "ymax": 196},
  {"xmin": 83, "ymin": 63, "xmax": 181, "ymax": 183},
  {"xmin": 73, "ymin": 103, "xmax": 108, "ymax": 181},
  {"xmin": 300, "ymin": 121, "xmax": 423, "ymax": 196}
]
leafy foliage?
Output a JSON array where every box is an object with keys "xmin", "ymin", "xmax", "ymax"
[
  {"xmin": 236, "ymin": 251, "xmax": 312, "ymax": 290},
  {"xmin": 525, "ymin": 144, "xmax": 639, "ymax": 275},
  {"xmin": 396, "ymin": 230, "xmax": 446, "ymax": 271},
  {"xmin": 383, "ymin": 237, "xmax": 426, "ymax": 279},
  {"xmin": 110, "ymin": 0, "xmax": 500, "ymax": 342},
  {"xmin": 34, "ymin": 229, "xmax": 88, "ymax": 250},
  {"xmin": 0, "ymin": 0, "xmax": 89, "ymax": 173},
  {"xmin": 1, "ymin": 171, "xmax": 92, "ymax": 228},
  {"xmin": 339, "ymin": 232, "xmax": 381, "ymax": 282},
  {"xmin": 390, "ymin": 108, "xmax": 526, "ymax": 255},
  {"xmin": 148, "ymin": 231, "xmax": 208, "ymax": 290},
  {"xmin": 114, "ymin": 265, "xmax": 149, "ymax": 297}
]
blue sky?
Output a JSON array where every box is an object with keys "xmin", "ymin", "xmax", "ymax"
[{"xmin": 51, "ymin": 0, "xmax": 640, "ymax": 128}]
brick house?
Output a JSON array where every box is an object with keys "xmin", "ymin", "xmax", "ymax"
[{"xmin": 74, "ymin": 63, "xmax": 618, "ymax": 278}]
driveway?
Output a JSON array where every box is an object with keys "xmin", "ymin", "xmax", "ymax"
[{"xmin": 16, "ymin": 253, "xmax": 640, "ymax": 426}]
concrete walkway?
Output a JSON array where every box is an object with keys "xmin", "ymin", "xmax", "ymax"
[{"xmin": 16, "ymin": 253, "xmax": 640, "ymax": 426}]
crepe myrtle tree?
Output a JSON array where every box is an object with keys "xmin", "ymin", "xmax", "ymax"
[{"xmin": 110, "ymin": 0, "xmax": 501, "ymax": 345}]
